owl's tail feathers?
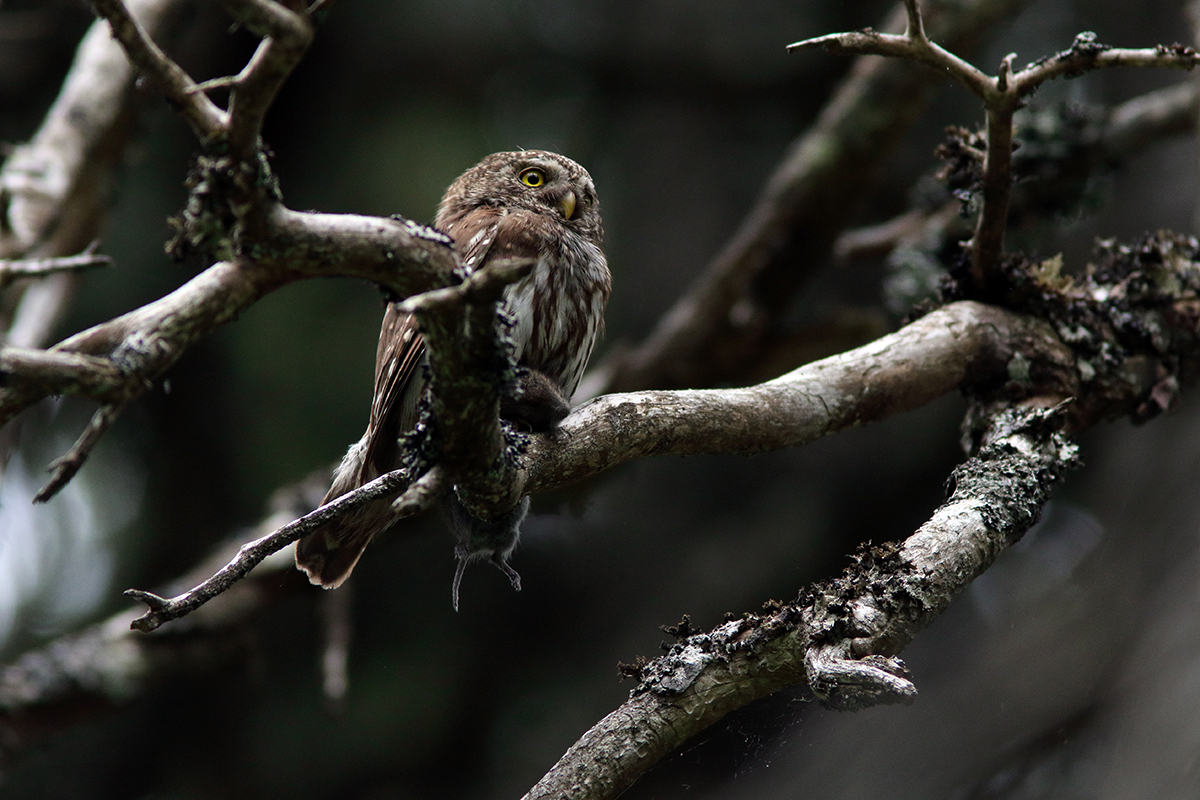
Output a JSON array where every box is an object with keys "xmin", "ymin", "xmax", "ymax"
[{"xmin": 295, "ymin": 437, "xmax": 395, "ymax": 589}]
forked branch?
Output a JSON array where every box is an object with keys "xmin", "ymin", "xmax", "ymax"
[{"xmin": 788, "ymin": 2, "xmax": 1199, "ymax": 288}]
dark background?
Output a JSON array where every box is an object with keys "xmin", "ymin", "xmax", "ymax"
[{"xmin": 2, "ymin": 0, "xmax": 1199, "ymax": 797}]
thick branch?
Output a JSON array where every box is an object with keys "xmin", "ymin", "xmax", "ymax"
[
  {"xmin": 113, "ymin": 300, "xmax": 1079, "ymax": 630},
  {"xmin": 524, "ymin": 404, "xmax": 1078, "ymax": 799},
  {"xmin": 0, "ymin": 347, "xmax": 127, "ymax": 397},
  {"xmin": 0, "ymin": 211, "xmax": 462, "ymax": 430},
  {"xmin": 524, "ymin": 301, "xmax": 1075, "ymax": 495},
  {"xmin": 400, "ymin": 259, "xmax": 534, "ymax": 518}
]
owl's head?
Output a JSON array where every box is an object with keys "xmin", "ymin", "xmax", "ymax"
[{"xmin": 436, "ymin": 150, "xmax": 602, "ymax": 243}]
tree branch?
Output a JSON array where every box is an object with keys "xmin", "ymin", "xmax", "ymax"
[
  {"xmin": 117, "ymin": 300, "xmax": 1078, "ymax": 629},
  {"xmin": 523, "ymin": 404, "xmax": 1078, "ymax": 799},
  {"xmin": 0, "ymin": 247, "xmax": 111, "ymax": 289},
  {"xmin": 835, "ymin": 81, "xmax": 1200, "ymax": 264},
  {"xmin": 399, "ymin": 258, "xmax": 535, "ymax": 519},
  {"xmin": 590, "ymin": 0, "xmax": 1036, "ymax": 395},
  {"xmin": 125, "ymin": 465, "xmax": 445, "ymax": 632},
  {"xmin": 89, "ymin": 0, "xmax": 226, "ymax": 139},
  {"xmin": 789, "ymin": 9, "xmax": 1199, "ymax": 290}
]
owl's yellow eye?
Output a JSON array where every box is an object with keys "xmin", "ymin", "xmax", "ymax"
[{"xmin": 519, "ymin": 168, "xmax": 546, "ymax": 188}]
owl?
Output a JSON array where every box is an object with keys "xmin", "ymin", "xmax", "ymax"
[{"xmin": 295, "ymin": 151, "xmax": 610, "ymax": 605}]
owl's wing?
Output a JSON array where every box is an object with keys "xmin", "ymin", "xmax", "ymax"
[
  {"xmin": 358, "ymin": 206, "xmax": 507, "ymax": 478},
  {"xmin": 359, "ymin": 304, "xmax": 425, "ymax": 480}
]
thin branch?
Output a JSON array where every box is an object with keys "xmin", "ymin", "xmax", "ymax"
[
  {"xmin": 89, "ymin": 0, "xmax": 226, "ymax": 139},
  {"xmin": 835, "ymin": 82, "xmax": 1200, "ymax": 263},
  {"xmin": 126, "ymin": 465, "xmax": 445, "ymax": 632},
  {"xmin": 34, "ymin": 401, "xmax": 127, "ymax": 503},
  {"xmin": 786, "ymin": 27, "xmax": 994, "ymax": 99},
  {"xmin": 789, "ymin": 15, "xmax": 1200, "ymax": 288},
  {"xmin": 1012, "ymin": 36, "xmax": 1200, "ymax": 96},
  {"xmin": 218, "ymin": 0, "xmax": 314, "ymax": 157},
  {"xmin": 0, "ymin": 249, "xmax": 112, "ymax": 288}
]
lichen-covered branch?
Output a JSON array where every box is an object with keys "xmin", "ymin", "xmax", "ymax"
[
  {"xmin": 399, "ymin": 258, "xmax": 535, "ymax": 520},
  {"xmin": 523, "ymin": 404, "xmax": 1078, "ymax": 800}
]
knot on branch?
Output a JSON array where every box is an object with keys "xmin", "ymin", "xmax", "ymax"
[
  {"xmin": 805, "ymin": 642, "xmax": 916, "ymax": 711},
  {"xmin": 167, "ymin": 146, "xmax": 281, "ymax": 263}
]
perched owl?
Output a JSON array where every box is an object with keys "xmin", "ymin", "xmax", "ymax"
[{"xmin": 295, "ymin": 151, "xmax": 610, "ymax": 606}]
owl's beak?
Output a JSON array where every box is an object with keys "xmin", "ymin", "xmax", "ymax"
[{"xmin": 558, "ymin": 190, "xmax": 577, "ymax": 221}]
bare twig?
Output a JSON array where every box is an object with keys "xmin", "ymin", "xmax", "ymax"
[
  {"xmin": 126, "ymin": 465, "xmax": 445, "ymax": 632},
  {"xmin": 218, "ymin": 0, "xmax": 314, "ymax": 157},
  {"xmin": 0, "ymin": 249, "xmax": 111, "ymax": 288},
  {"xmin": 34, "ymin": 401, "xmax": 128, "ymax": 503},
  {"xmin": 89, "ymin": 0, "xmax": 225, "ymax": 138},
  {"xmin": 835, "ymin": 81, "xmax": 1200, "ymax": 264}
]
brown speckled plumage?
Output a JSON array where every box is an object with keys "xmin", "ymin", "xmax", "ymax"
[{"xmin": 296, "ymin": 151, "xmax": 610, "ymax": 594}]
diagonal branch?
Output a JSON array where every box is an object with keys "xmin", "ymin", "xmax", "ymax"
[
  {"xmin": 126, "ymin": 465, "xmax": 447, "ymax": 632},
  {"xmin": 117, "ymin": 300, "xmax": 1084, "ymax": 630},
  {"xmin": 89, "ymin": 0, "xmax": 226, "ymax": 139},
  {"xmin": 523, "ymin": 404, "xmax": 1079, "ymax": 800},
  {"xmin": 34, "ymin": 401, "xmax": 128, "ymax": 503},
  {"xmin": 218, "ymin": 0, "xmax": 315, "ymax": 157}
]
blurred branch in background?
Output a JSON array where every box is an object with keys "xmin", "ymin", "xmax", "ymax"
[
  {"xmin": 0, "ymin": 0, "xmax": 196, "ymax": 488},
  {"xmin": 0, "ymin": 474, "xmax": 323, "ymax": 764},
  {"xmin": 587, "ymin": 0, "xmax": 1036, "ymax": 395}
]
